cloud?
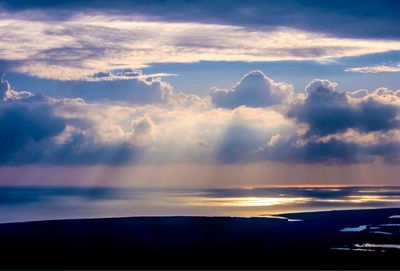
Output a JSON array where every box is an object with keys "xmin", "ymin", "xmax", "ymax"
[
  {"xmin": 1, "ymin": 12, "xmax": 400, "ymax": 80},
  {"xmin": 1, "ymin": 75, "xmax": 39, "ymax": 101},
  {"xmin": 0, "ymin": 76, "xmax": 212, "ymax": 165},
  {"xmin": 43, "ymin": 133, "xmax": 142, "ymax": 165},
  {"xmin": 209, "ymin": 70, "xmax": 293, "ymax": 108},
  {"xmin": 248, "ymin": 81, "xmax": 400, "ymax": 164},
  {"xmin": 90, "ymin": 69, "xmax": 176, "ymax": 81},
  {"xmin": 288, "ymin": 79, "xmax": 400, "ymax": 136},
  {"xmin": 207, "ymin": 75, "xmax": 400, "ymax": 165},
  {"xmin": 130, "ymin": 116, "xmax": 156, "ymax": 146},
  {"xmin": 259, "ymin": 131, "xmax": 400, "ymax": 164},
  {"xmin": 10, "ymin": 69, "xmax": 175, "ymax": 104},
  {"xmin": 55, "ymin": 73, "xmax": 174, "ymax": 104},
  {"xmin": 211, "ymin": 106, "xmax": 295, "ymax": 163},
  {"xmin": 259, "ymin": 135, "xmax": 365, "ymax": 164},
  {"xmin": 345, "ymin": 65, "xmax": 400, "ymax": 73},
  {"xmin": 0, "ymin": 98, "xmax": 66, "ymax": 164},
  {"xmin": 347, "ymin": 89, "xmax": 369, "ymax": 99},
  {"xmin": 0, "ymin": 76, "xmax": 10, "ymax": 100},
  {"xmin": 1, "ymin": 0, "xmax": 399, "ymax": 40},
  {"xmin": 215, "ymin": 124, "xmax": 267, "ymax": 163},
  {"xmin": 0, "ymin": 79, "xmax": 147, "ymax": 165},
  {"xmin": 1, "ymin": 70, "xmax": 400, "ymax": 166}
]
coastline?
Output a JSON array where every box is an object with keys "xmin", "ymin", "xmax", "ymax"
[{"xmin": 0, "ymin": 207, "xmax": 399, "ymax": 269}]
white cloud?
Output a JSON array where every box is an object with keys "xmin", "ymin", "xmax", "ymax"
[
  {"xmin": 129, "ymin": 116, "xmax": 157, "ymax": 146},
  {"xmin": 345, "ymin": 65, "xmax": 400, "ymax": 73},
  {"xmin": 210, "ymin": 70, "xmax": 293, "ymax": 108},
  {"xmin": 0, "ymin": 76, "xmax": 10, "ymax": 100},
  {"xmin": 2, "ymin": 70, "xmax": 400, "ymax": 165},
  {"xmin": 1, "ymin": 75, "xmax": 37, "ymax": 101},
  {"xmin": 1, "ymin": 13, "xmax": 400, "ymax": 80}
]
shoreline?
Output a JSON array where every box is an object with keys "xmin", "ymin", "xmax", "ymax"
[{"xmin": 0, "ymin": 207, "xmax": 399, "ymax": 269}]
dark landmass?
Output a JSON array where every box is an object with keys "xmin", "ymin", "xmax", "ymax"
[{"xmin": 1, "ymin": 208, "xmax": 400, "ymax": 269}]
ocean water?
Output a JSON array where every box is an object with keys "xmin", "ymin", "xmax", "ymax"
[{"xmin": 1, "ymin": 186, "xmax": 400, "ymax": 223}]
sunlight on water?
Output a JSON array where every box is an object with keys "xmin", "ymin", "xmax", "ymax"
[
  {"xmin": 347, "ymin": 195, "xmax": 400, "ymax": 203},
  {"xmin": 0, "ymin": 186, "xmax": 400, "ymax": 223},
  {"xmin": 187, "ymin": 196, "xmax": 309, "ymax": 207}
]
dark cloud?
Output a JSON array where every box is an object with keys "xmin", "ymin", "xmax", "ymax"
[
  {"xmin": 0, "ymin": 79, "xmax": 144, "ymax": 165},
  {"xmin": 2, "ymin": 70, "xmax": 400, "ymax": 166},
  {"xmin": 258, "ymin": 128, "xmax": 400, "ymax": 165},
  {"xmin": 288, "ymin": 79, "xmax": 400, "ymax": 136},
  {"xmin": 260, "ymin": 136, "xmax": 365, "ymax": 164},
  {"xmin": 1, "ymin": 0, "xmax": 399, "ymax": 39},
  {"xmin": 0, "ymin": 102, "xmax": 143, "ymax": 165},
  {"xmin": 0, "ymin": 101, "xmax": 66, "ymax": 164},
  {"xmin": 258, "ymin": 81, "xmax": 400, "ymax": 164},
  {"xmin": 210, "ymin": 70, "xmax": 292, "ymax": 108},
  {"xmin": 213, "ymin": 77, "xmax": 400, "ymax": 164}
]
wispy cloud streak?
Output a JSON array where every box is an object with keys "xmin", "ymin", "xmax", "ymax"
[
  {"xmin": 345, "ymin": 65, "xmax": 400, "ymax": 73},
  {"xmin": 1, "ymin": 14, "xmax": 400, "ymax": 79}
]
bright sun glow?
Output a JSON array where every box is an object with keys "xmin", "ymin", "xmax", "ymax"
[{"xmin": 188, "ymin": 197, "xmax": 309, "ymax": 207}]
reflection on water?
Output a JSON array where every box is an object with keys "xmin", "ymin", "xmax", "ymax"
[
  {"xmin": 332, "ymin": 217, "xmax": 400, "ymax": 253},
  {"xmin": 0, "ymin": 186, "xmax": 400, "ymax": 223},
  {"xmin": 183, "ymin": 196, "xmax": 309, "ymax": 207}
]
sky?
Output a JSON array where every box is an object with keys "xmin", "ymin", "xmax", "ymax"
[{"xmin": 0, "ymin": 0, "xmax": 400, "ymax": 188}]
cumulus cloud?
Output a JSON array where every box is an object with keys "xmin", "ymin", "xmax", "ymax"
[
  {"xmin": 0, "ymin": 79, "xmax": 147, "ymax": 165},
  {"xmin": 1, "ymin": 70, "xmax": 400, "ymax": 166},
  {"xmin": 209, "ymin": 70, "xmax": 293, "ymax": 108},
  {"xmin": 211, "ymin": 106, "xmax": 295, "ymax": 163},
  {"xmin": 258, "ymin": 131, "xmax": 400, "ymax": 164},
  {"xmin": 0, "ymin": 76, "xmax": 211, "ymax": 165},
  {"xmin": 130, "ymin": 116, "xmax": 156, "ymax": 146},
  {"xmin": 288, "ymin": 79, "xmax": 400, "ymax": 136},
  {"xmin": 207, "ymin": 75, "xmax": 400, "ymax": 165},
  {"xmin": 209, "ymin": 75, "xmax": 400, "ymax": 164},
  {"xmin": 347, "ymin": 89, "xmax": 369, "ymax": 99},
  {"xmin": 0, "ymin": 99, "xmax": 66, "ymax": 164},
  {"xmin": 248, "ymin": 81, "xmax": 400, "ymax": 164}
]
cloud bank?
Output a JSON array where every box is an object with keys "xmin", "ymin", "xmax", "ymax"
[
  {"xmin": 259, "ymin": 80, "xmax": 400, "ymax": 163},
  {"xmin": 0, "ymin": 77, "xmax": 145, "ymax": 165},
  {"xmin": 1, "ymin": 69, "xmax": 400, "ymax": 166}
]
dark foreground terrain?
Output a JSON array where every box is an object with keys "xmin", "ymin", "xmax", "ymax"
[{"xmin": 1, "ymin": 208, "xmax": 400, "ymax": 269}]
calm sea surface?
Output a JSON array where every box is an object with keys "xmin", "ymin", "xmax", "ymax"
[{"xmin": 1, "ymin": 186, "xmax": 400, "ymax": 223}]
